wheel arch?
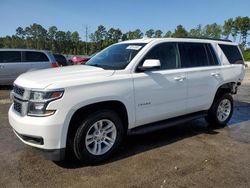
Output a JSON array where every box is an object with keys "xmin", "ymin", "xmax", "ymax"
[
  {"xmin": 210, "ymin": 82, "xmax": 237, "ymax": 109},
  {"xmin": 64, "ymin": 100, "xmax": 129, "ymax": 148},
  {"xmin": 216, "ymin": 82, "xmax": 238, "ymax": 95}
]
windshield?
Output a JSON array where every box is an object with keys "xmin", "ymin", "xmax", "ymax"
[{"xmin": 86, "ymin": 43, "xmax": 146, "ymax": 70}]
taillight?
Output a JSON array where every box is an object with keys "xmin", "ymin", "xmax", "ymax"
[{"xmin": 51, "ymin": 62, "xmax": 59, "ymax": 68}]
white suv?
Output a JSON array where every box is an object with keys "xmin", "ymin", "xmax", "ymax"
[{"xmin": 8, "ymin": 38, "xmax": 245, "ymax": 164}]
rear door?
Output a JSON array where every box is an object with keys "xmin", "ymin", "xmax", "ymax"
[
  {"xmin": 178, "ymin": 42, "xmax": 222, "ymax": 113},
  {"xmin": 23, "ymin": 51, "xmax": 51, "ymax": 70},
  {"xmin": 0, "ymin": 51, "xmax": 24, "ymax": 85}
]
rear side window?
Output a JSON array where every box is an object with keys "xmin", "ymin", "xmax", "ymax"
[
  {"xmin": 178, "ymin": 43, "xmax": 209, "ymax": 68},
  {"xmin": 142, "ymin": 42, "xmax": 178, "ymax": 70},
  {"xmin": 0, "ymin": 51, "xmax": 21, "ymax": 63},
  {"xmin": 24, "ymin": 51, "xmax": 49, "ymax": 62},
  {"xmin": 219, "ymin": 44, "xmax": 243, "ymax": 64}
]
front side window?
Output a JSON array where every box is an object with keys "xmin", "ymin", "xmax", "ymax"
[
  {"xmin": 140, "ymin": 42, "xmax": 179, "ymax": 70},
  {"xmin": 0, "ymin": 51, "xmax": 21, "ymax": 63},
  {"xmin": 219, "ymin": 44, "xmax": 244, "ymax": 64},
  {"xmin": 178, "ymin": 43, "xmax": 209, "ymax": 68},
  {"xmin": 86, "ymin": 43, "xmax": 146, "ymax": 70},
  {"xmin": 24, "ymin": 52, "xmax": 49, "ymax": 62}
]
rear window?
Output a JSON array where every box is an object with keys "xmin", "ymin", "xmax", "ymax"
[
  {"xmin": 24, "ymin": 51, "xmax": 49, "ymax": 62},
  {"xmin": 178, "ymin": 43, "xmax": 209, "ymax": 68},
  {"xmin": 53, "ymin": 54, "xmax": 69, "ymax": 66},
  {"xmin": 219, "ymin": 44, "xmax": 244, "ymax": 64},
  {"xmin": 0, "ymin": 51, "xmax": 21, "ymax": 63}
]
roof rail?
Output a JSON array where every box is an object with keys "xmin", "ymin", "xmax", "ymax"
[{"xmin": 176, "ymin": 37, "xmax": 232, "ymax": 42}]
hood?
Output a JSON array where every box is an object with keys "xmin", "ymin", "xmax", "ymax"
[{"xmin": 14, "ymin": 65, "xmax": 114, "ymax": 89}]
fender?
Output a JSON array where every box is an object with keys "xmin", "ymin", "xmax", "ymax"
[{"xmin": 59, "ymin": 97, "xmax": 133, "ymax": 148}]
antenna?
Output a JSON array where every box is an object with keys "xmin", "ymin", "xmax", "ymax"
[{"xmin": 84, "ymin": 25, "xmax": 89, "ymax": 55}]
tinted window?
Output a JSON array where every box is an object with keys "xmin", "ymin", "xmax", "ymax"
[
  {"xmin": 0, "ymin": 51, "xmax": 21, "ymax": 63},
  {"xmin": 54, "ymin": 54, "xmax": 69, "ymax": 66},
  {"xmin": 24, "ymin": 51, "xmax": 49, "ymax": 62},
  {"xmin": 219, "ymin": 44, "xmax": 243, "ymax": 64},
  {"xmin": 179, "ymin": 43, "xmax": 209, "ymax": 68},
  {"xmin": 142, "ymin": 43, "xmax": 178, "ymax": 70},
  {"xmin": 206, "ymin": 44, "xmax": 219, "ymax": 65}
]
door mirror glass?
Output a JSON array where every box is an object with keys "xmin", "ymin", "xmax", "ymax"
[{"xmin": 139, "ymin": 59, "xmax": 161, "ymax": 71}]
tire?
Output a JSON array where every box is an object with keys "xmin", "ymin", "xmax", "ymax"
[
  {"xmin": 73, "ymin": 110, "xmax": 124, "ymax": 164},
  {"xmin": 205, "ymin": 93, "xmax": 233, "ymax": 128}
]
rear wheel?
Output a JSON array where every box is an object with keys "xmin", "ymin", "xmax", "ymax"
[
  {"xmin": 73, "ymin": 110, "xmax": 124, "ymax": 164},
  {"xmin": 205, "ymin": 93, "xmax": 233, "ymax": 128}
]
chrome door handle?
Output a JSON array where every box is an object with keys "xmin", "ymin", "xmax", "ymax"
[
  {"xmin": 211, "ymin": 72, "xmax": 220, "ymax": 77},
  {"xmin": 174, "ymin": 76, "xmax": 185, "ymax": 81},
  {"xmin": 0, "ymin": 65, "xmax": 4, "ymax": 69}
]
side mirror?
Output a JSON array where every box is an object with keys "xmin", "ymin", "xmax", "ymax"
[{"xmin": 138, "ymin": 59, "xmax": 161, "ymax": 71}]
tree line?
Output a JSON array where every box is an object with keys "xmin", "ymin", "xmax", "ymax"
[{"xmin": 0, "ymin": 16, "xmax": 250, "ymax": 60}]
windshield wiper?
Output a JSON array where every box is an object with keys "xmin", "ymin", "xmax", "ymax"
[
  {"xmin": 85, "ymin": 64, "xmax": 114, "ymax": 70},
  {"xmin": 86, "ymin": 64, "xmax": 107, "ymax": 70},
  {"xmin": 91, "ymin": 64, "xmax": 102, "ymax": 67},
  {"xmin": 85, "ymin": 64, "xmax": 102, "ymax": 68}
]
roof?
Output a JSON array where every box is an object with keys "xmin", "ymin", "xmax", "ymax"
[
  {"xmin": 119, "ymin": 37, "xmax": 237, "ymax": 46},
  {"xmin": 0, "ymin": 48, "xmax": 51, "ymax": 52}
]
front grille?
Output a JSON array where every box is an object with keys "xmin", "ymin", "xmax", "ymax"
[
  {"xmin": 12, "ymin": 85, "xmax": 29, "ymax": 115},
  {"xmin": 13, "ymin": 85, "xmax": 25, "ymax": 97},
  {"xmin": 14, "ymin": 100, "xmax": 22, "ymax": 113}
]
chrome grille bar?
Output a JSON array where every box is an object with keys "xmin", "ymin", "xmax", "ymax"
[{"xmin": 12, "ymin": 84, "xmax": 29, "ymax": 116}]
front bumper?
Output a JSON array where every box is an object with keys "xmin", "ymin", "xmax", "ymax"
[
  {"xmin": 14, "ymin": 128, "xmax": 65, "ymax": 161},
  {"xmin": 8, "ymin": 104, "xmax": 65, "ymax": 150}
]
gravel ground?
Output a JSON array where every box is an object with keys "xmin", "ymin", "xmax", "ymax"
[{"xmin": 0, "ymin": 70, "xmax": 250, "ymax": 188}]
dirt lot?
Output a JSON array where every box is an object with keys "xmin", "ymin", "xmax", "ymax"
[{"xmin": 0, "ymin": 70, "xmax": 250, "ymax": 188}]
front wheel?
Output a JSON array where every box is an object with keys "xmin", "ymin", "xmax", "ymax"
[
  {"xmin": 205, "ymin": 93, "xmax": 233, "ymax": 128},
  {"xmin": 73, "ymin": 110, "xmax": 124, "ymax": 164}
]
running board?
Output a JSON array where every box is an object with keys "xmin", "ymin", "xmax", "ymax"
[{"xmin": 128, "ymin": 111, "xmax": 207, "ymax": 135}]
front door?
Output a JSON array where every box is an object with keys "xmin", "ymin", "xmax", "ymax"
[{"xmin": 133, "ymin": 42, "xmax": 188, "ymax": 126}]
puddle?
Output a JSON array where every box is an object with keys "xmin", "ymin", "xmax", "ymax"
[{"xmin": 228, "ymin": 101, "xmax": 250, "ymax": 143}]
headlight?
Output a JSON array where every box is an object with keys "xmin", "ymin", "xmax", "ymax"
[
  {"xmin": 30, "ymin": 90, "xmax": 64, "ymax": 101},
  {"xmin": 28, "ymin": 90, "xmax": 64, "ymax": 117}
]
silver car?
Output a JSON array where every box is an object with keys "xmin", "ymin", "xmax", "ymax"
[{"xmin": 0, "ymin": 49, "xmax": 58, "ymax": 85}]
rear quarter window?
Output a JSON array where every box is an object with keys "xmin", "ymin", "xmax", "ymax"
[
  {"xmin": 24, "ymin": 51, "xmax": 49, "ymax": 62},
  {"xmin": 219, "ymin": 44, "xmax": 244, "ymax": 64},
  {"xmin": 0, "ymin": 51, "xmax": 21, "ymax": 63}
]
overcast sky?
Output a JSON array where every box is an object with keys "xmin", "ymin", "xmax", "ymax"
[{"xmin": 0, "ymin": 0, "xmax": 250, "ymax": 39}]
